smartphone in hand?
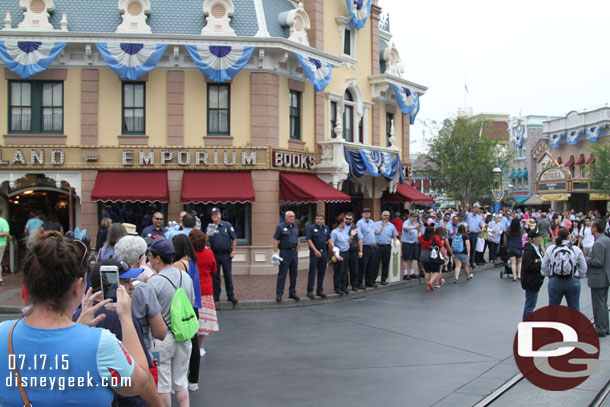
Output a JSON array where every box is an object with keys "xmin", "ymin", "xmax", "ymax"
[{"xmin": 99, "ymin": 265, "xmax": 120, "ymax": 307}]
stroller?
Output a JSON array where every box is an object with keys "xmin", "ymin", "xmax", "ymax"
[{"xmin": 498, "ymin": 244, "xmax": 513, "ymax": 279}]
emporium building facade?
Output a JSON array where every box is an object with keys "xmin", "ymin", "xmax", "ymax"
[{"xmin": 0, "ymin": 0, "xmax": 427, "ymax": 274}]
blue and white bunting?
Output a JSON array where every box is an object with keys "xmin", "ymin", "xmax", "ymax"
[
  {"xmin": 549, "ymin": 133, "xmax": 562, "ymax": 148},
  {"xmin": 185, "ymin": 45, "xmax": 255, "ymax": 82},
  {"xmin": 410, "ymin": 95, "xmax": 420, "ymax": 125},
  {"xmin": 0, "ymin": 41, "xmax": 66, "ymax": 79},
  {"xmin": 96, "ymin": 43, "xmax": 167, "ymax": 81},
  {"xmin": 566, "ymin": 129, "xmax": 581, "ymax": 146},
  {"xmin": 394, "ymin": 85, "xmax": 419, "ymax": 116},
  {"xmin": 295, "ymin": 54, "xmax": 332, "ymax": 92},
  {"xmin": 359, "ymin": 149, "xmax": 393, "ymax": 179},
  {"xmin": 513, "ymin": 127, "xmax": 525, "ymax": 149},
  {"xmin": 346, "ymin": 0, "xmax": 372, "ymax": 30},
  {"xmin": 586, "ymin": 126, "xmax": 602, "ymax": 142}
]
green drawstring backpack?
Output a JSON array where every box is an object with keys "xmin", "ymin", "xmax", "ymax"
[{"xmin": 159, "ymin": 272, "xmax": 198, "ymax": 342}]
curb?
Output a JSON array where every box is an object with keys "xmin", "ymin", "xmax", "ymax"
[
  {"xmin": 216, "ymin": 263, "xmax": 498, "ymax": 311},
  {"xmin": 0, "ymin": 264, "xmax": 500, "ymax": 314}
]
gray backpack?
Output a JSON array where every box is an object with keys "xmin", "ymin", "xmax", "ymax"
[{"xmin": 550, "ymin": 243, "xmax": 577, "ymax": 277}]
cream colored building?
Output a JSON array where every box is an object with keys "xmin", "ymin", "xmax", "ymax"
[{"xmin": 0, "ymin": 0, "xmax": 426, "ymax": 274}]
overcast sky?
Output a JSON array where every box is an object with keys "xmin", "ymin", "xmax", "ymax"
[{"xmin": 378, "ymin": 0, "xmax": 610, "ymax": 154}]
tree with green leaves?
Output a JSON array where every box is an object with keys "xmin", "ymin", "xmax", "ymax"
[
  {"xmin": 588, "ymin": 141, "xmax": 610, "ymax": 194},
  {"xmin": 421, "ymin": 117, "xmax": 508, "ymax": 206}
]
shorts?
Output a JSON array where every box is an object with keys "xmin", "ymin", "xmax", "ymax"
[
  {"xmin": 454, "ymin": 253, "xmax": 469, "ymax": 263},
  {"xmin": 152, "ymin": 332, "xmax": 192, "ymax": 393},
  {"xmin": 423, "ymin": 261, "xmax": 441, "ymax": 274},
  {"xmin": 401, "ymin": 242, "xmax": 419, "ymax": 261},
  {"xmin": 506, "ymin": 247, "xmax": 523, "ymax": 259}
]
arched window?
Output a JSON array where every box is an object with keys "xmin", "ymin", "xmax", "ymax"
[{"xmin": 343, "ymin": 89, "xmax": 354, "ymax": 142}]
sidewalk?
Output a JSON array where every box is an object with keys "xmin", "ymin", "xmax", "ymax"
[{"xmin": 0, "ymin": 263, "xmax": 499, "ymax": 313}]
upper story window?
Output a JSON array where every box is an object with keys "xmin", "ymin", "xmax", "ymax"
[
  {"xmin": 208, "ymin": 84, "xmax": 230, "ymax": 135},
  {"xmin": 343, "ymin": 28, "xmax": 353, "ymax": 56},
  {"xmin": 343, "ymin": 90, "xmax": 354, "ymax": 142},
  {"xmin": 580, "ymin": 165, "xmax": 586, "ymax": 179},
  {"xmin": 9, "ymin": 81, "xmax": 63, "ymax": 133},
  {"xmin": 330, "ymin": 101, "xmax": 337, "ymax": 138},
  {"xmin": 289, "ymin": 90, "xmax": 301, "ymax": 141},
  {"xmin": 386, "ymin": 113, "xmax": 394, "ymax": 147},
  {"xmin": 122, "ymin": 82, "xmax": 145, "ymax": 134}
]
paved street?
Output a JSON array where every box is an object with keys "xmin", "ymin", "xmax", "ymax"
[{"xmin": 2, "ymin": 267, "xmax": 608, "ymax": 407}]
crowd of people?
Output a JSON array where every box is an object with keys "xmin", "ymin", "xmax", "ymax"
[
  {"xmin": 1, "ymin": 203, "xmax": 609, "ymax": 406},
  {"xmin": 0, "ymin": 207, "xmax": 238, "ymax": 407}
]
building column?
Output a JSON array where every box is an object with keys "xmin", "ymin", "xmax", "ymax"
[
  {"xmin": 370, "ymin": 3, "xmax": 382, "ymax": 76},
  {"xmin": 249, "ymin": 170, "xmax": 280, "ymax": 274},
  {"xmin": 402, "ymin": 114, "xmax": 410, "ymax": 160},
  {"xmin": 372, "ymin": 102, "xmax": 381, "ymax": 147},
  {"xmin": 167, "ymin": 71, "xmax": 184, "ymax": 146},
  {"xmin": 363, "ymin": 197, "xmax": 381, "ymax": 220},
  {"xmin": 167, "ymin": 170, "xmax": 184, "ymax": 224},
  {"xmin": 80, "ymin": 170, "xmax": 99, "ymax": 247},
  {"xmin": 81, "ymin": 70, "xmax": 99, "ymax": 145},
  {"xmin": 251, "ymin": 73, "xmax": 279, "ymax": 147},
  {"xmin": 304, "ymin": 0, "xmax": 326, "ymax": 160}
]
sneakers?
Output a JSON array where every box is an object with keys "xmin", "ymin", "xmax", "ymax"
[
  {"xmin": 200, "ymin": 348, "xmax": 206, "ymax": 357},
  {"xmin": 453, "ymin": 279, "xmax": 458, "ymax": 284},
  {"xmin": 467, "ymin": 274, "xmax": 473, "ymax": 280},
  {"xmin": 440, "ymin": 279, "xmax": 446, "ymax": 287},
  {"xmin": 427, "ymin": 282, "xmax": 434, "ymax": 291},
  {"xmin": 188, "ymin": 383, "xmax": 199, "ymax": 391},
  {"xmin": 0, "ymin": 280, "xmax": 4, "ymax": 286}
]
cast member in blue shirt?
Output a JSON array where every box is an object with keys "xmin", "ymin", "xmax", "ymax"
[
  {"xmin": 465, "ymin": 205, "xmax": 485, "ymax": 268},
  {"xmin": 401, "ymin": 212, "xmax": 421, "ymax": 280},
  {"xmin": 331, "ymin": 214, "xmax": 351, "ymax": 295},
  {"xmin": 357, "ymin": 208, "xmax": 377, "ymax": 289},
  {"xmin": 374, "ymin": 210, "xmax": 398, "ymax": 285},
  {"xmin": 305, "ymin": 213, "xmax": 332, "ymax": 299},
  {"xmin": 208, "ymin": 207, "xmax": 238, "ymax": 304},
  {"xmin": 272, "ymin": 211, "xmax": 300, "ymax": 302}
]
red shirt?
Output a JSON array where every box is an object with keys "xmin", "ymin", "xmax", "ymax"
[
  {"xmin": 418, "ymin": 235, "xmax": 443, "ymax": 250},
  {"xmin": 195, "ymin": 248, "xmax": 217, "ymax": 296},
  {"xmin": 390, "ymin": 218, "xmax": 403, "ymax": 237}
]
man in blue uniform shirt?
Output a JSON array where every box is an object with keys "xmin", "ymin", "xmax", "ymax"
[
  {"xmin": 141, "ymin": 212, "xmax": 167, "ymax": 238},
  {"xmin": 306, "ymin": 213, "xmax": 332, "ymax": 299},
  {"xmin": 465, "ymin": 205, "xmax": 484, "ymax": 268},
  {"xmin": 357, "ymin": 208, "xmax": 377, "ymax": 289},
  {"xmin": 331, "ymin": 214, "xmax": 351, "ymax": 295},
  {"xmin": 208, "ymin": 207, "xmax": 238, "ymax": 304},
  {"xmin": 272, "ymin": 211, "xmax": 300, "ymax": 302},
  {"xmin": 345, "ymin": 212, "xmax": 363, "ymax": 291},
  {"xmin": 374, "ymin": 210, "xmax": 399, "ymax": 285}
]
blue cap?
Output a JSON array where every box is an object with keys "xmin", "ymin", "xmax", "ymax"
[
  {"xmin": 148, "ymin": 237, "xmax": 175, "ymax": 257},
  {"xmin": 119, "ymin": 268, "xmax": 145, "ymax": 279}
]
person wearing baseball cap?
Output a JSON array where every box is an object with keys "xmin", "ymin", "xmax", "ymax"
[
  {"xmin": 207, "ymin": 207, "xmax": 238, "ymax": 304},
  {"xmin": 147, "ymin": 237, "xmax": 196, "ymax": 405},
  {"xmin": 357, "ymin": 207, "xmax": 377, "ymax": 289},
  {"xmin": 521, "ymin": 229, "xmax": 544, "ymax": 320}
]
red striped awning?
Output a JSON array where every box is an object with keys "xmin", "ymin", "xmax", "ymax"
[
  {"xmin": 279, "ymin": 173, "xmax": 350, "ymax": 203},
  {"xmin": 586, "ymin": 154, "xmax": 596, "ymax": 164},
  {"xmin": 564, "ymin": 155, "xmax": 575, "ymax": 167},
  {"xmin": 574, "ymin": 153, "xmax": 586, "ymax": 165},
  {"xmin": 181, "ymin": 171, "xmax": 255, "ymax": 203},
  {"xmin": 91, "ymin": 171, "xmax": 169, "ymax": 203},
  {"xmin": 382, "ymin": 183, "xmax": 435, "ymax": 204}
]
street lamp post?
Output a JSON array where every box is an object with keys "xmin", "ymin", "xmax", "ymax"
[{"xmin": 492, "ymin": 167, "xmax": 503, "ymax": 213}]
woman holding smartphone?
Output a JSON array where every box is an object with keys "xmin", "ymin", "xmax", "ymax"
[{"xmin": 0, "ymin": 231, "xmax": 160, "ymax": 407}]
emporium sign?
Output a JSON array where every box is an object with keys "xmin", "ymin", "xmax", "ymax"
[{"xmin": 0, "ymin": 147, "xmax": 272, "ymax": 170}]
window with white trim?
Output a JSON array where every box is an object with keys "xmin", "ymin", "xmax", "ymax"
[
  {"xmin": 343, "ymin": 90, "xmax": 354, "ymax": 142},
  {"xmin": 9, "ymin": 81, "xmax": 63, "ymax": 133}
]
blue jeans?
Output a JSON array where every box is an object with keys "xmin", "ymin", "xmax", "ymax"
[
  {"xmin": 523, "ymin": 290, "xmax": 539, "ymax": 321},
  {"xmin": 548, "ymin": 277, "xmax": 580, "ymax": 311}
]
